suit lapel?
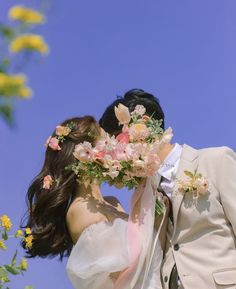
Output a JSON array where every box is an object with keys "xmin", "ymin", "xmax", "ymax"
[{"xmin": 172, "ymin": 144, "xmax": 199, "ymax": 237}]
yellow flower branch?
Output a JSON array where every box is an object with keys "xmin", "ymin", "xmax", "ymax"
[{"xmin": 0, "ymin": 214, "xmax": 34, "ymax": 289}]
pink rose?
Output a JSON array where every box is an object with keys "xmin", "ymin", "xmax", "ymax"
[
  {"xmin": 93, "ymin": 150, "xmax": 106, "ymax": 160},
  {"xmin": 43, "ymin": 175, "xmax": 53, "ymax": 189},
  {"xmin": 45, "ymin": 136, "xmax": 61, "ymax": 151},
  {"xmin": 116, "ymin": 131, "xmax": 130, "ymax": 144}
]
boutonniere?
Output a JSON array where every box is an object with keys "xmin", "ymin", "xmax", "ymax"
[{"xmin": 178, "ymin": 170, "xmax": 209, "ymax": 198}]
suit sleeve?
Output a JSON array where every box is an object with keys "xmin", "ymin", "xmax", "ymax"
[{"xmin": 216, "ymin": 147, "xmax": 236, "ymax": 236}]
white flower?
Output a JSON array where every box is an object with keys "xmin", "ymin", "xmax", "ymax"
[
  {"xmin": 95, "ymin": 134, "xmax": 118, "ymax": 151},
  {"xmin": 125, "ymin": 143, "xmax": 143, "ymax": 160},
  {"xmin": 195, "ymin": 177, "xmax": 209, "ymax": 195},
  {"xmin": 131, "ymin": 104, "xmax": 146, "ymax": 116},
  {"xmin": 73, "ymin": 142, "xmax": 94, "ymax": 162},
  {"xmin": 103, "ymin": 170, "xmax": 119, "ymax": 179},
  {"xmin": 178, "ymin": 171, "xmax": 209, "ymax": 197},
  {"xmin": 104, "ymin": 158, "xmax": 121, "ymax": 171},
  {"xmin": 130, "ymin": 159, "xmax": 147, "ymax": 177},
  {"xmin": 114, "ymin": 103, "xmax": 131, "ymax": 125},
  {"xmin": 102, "ymin": 158, "xmax": 121, "ymax": 179}
]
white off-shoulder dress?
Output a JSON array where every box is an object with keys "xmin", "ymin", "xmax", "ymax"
[{"xmin": 66, "ymin": 218, "xmax": 163, "ymax": 289}]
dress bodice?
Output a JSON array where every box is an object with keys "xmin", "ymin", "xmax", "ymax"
[
  {"xmin": 66, "ymin": 218, "xmax": 130, "ymax": 289},
  {"xmin": 66, "ymin": 218, "xmax": 163, "ymax": 289}
]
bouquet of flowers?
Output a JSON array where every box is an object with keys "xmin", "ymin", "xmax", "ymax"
[{"xmin": 68, "ymin": 104, "xmax": 173, "ymax": 190}]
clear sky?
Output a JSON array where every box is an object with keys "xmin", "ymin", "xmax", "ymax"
[{"xmin": 1, "ymin": 1, "xmax": 236, "ymax": 288}]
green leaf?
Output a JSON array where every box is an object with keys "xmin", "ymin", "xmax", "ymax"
[
  {"xmin": 184, "ymin": 170, "xmax": 194, "ymax": 178},
  {"xmin": 2, "ymin": 230, "xmax": 8, "ymax": 240},
  {"xmin": 155, "ymin": 200, "xmax": 164, "ymax": 216},
  {"xmin": 24, "ymin": 286, "xmax": 34, "ymax": 289},
  {"xmin": 11, "ymin": 250, "xmax": 18, "ymax": 266},
  {"xmin": 195, "ymin": 173, "xmax": 202, "ymax": 179},
  {"xmin": 0, "ymin": 58, "xmax": 10, "ymax": 73},
  {"xmin": 0, "ymin": 24, "xmax": 16, "ymax": 39},
  {"xmin": 0, "ymin": 267, "xmax": 8, "ymax": 279},
  {"xmin": 4, "ymin": 265, "xmax": 20, "ymax": 275},
  {"xmin": 0, "ymin": 104, "xmax": 14, "ymax": 125}
]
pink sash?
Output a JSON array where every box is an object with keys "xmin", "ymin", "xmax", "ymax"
[{"xmin": 114, "ymin": 176, "xmax": 161, "ymax": 289}]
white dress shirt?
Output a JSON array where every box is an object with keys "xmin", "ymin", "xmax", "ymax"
[
  {"xmin": 157, "ymin": 143, "xmax": 183, "ymax": 198},
  {"xmin": 158, "ymin": 143, "xmax": 183, "ymax": 288}
]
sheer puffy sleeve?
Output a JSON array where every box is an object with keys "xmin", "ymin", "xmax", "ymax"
[{"xmin": 66, "ymin": 218, "xmax": 129, "ymax": 289}]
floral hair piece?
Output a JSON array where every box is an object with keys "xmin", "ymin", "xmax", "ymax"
[
  {"xmin": 45, "ymin": 122, "xmax": 76, "ymax": 151},
  {"xmin": 43, "ymin": 175, "xmax": 53, "ymax": 189}
]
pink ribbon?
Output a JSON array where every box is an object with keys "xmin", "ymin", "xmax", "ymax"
[{"xmin": 114, "ymin": 178, "xmax": 155, "ymax": 289}]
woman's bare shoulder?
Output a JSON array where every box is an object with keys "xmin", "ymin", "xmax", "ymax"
[
  {"xmin": 104, "ymin": 196, "xmax": 126, "ymax": 213},
  {"xmin": 66, "ymin": 198, "xmax": 106, "ymax": 243}
]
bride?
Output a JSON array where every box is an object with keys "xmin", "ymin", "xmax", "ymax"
[{"xmin": 22, "ymin": 116, "xmax": 169, "ymax": 289}]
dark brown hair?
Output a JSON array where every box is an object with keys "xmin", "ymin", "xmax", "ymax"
[
  {"xmin": 21, "ymin": 116, "xmax": 101, "ymax": 260},
  {"xmin": 99, "ymin": 89, "xmax": 165, "ymax": 135}
]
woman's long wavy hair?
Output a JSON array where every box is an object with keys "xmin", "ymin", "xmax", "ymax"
[{"xmin": 21, "ymin": 116, "xmax": 101, "ymax": 260}]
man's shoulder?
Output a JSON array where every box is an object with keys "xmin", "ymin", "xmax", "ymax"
[
  {"xmin": 186, "ymin": 144, "xmax": 235, "ymax": 161},
  {"xmin": 198, "ymin": 145, "xmax": 233, "ymax": 154}
]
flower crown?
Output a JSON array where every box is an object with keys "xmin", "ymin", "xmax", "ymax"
[{"xmin": 45, "ymin": 122, "xmax": 76, "ymax": 151}]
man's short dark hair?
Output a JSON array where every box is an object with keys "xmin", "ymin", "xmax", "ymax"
[{"xmin": 99, "ymin": 89, "xmax": 165, "ymax": 135}]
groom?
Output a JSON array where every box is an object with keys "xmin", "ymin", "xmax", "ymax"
[{"xmin": 99, "ymin": 89, "xmax": 236, "ymax": 289}]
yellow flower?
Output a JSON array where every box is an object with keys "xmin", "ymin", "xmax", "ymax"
[
  {"xmin": 25, "ymin": 227, "xmax": 31, "ymax": 235},
  {"xmin": 18, "ymin": 86, "xmax": 32, "ymax": 98},
  {"xmin": 0, "ymin": 276, "xmax": 9, "ymax": 283},
  {"xmin": 9, "ymin": 5, "xmax": 45, "ymax": 24},
  {"xmin": 16, "ymin": 229, "xmax": 23, "ymax": 237},
  {"xmin": 56, "ymin": 126, "xmax": 72, "ymax": 137},
  {"xmin": 0, "ymin": 73, "xmax": 32, "ymax": 98},
  {"xmin": 24, "ymin": 235, "xmax": 33, "ymax": 249},
  {"xmin": 9, "ymin": 34, "xmax": 49, "ymax": 54},
  {"xmin": 0, "ymin": 239, "xmax": 6, "ymax": 250},
  {"xmin": 20, "ymin": 258, "xmax": 28, "ymax": 270},
  {"xmin": 0, "ymin": 214, "xmax": 12, "ymax": 231}
]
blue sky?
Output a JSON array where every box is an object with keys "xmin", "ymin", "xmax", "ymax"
[{"xmin": 1, "ymin": 1, "xmax": 236, "ymax": 288}]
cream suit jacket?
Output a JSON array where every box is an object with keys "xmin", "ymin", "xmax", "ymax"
[{"xmin": 161, "ymin": 144, "xmax": 236, "ymax": 289}]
